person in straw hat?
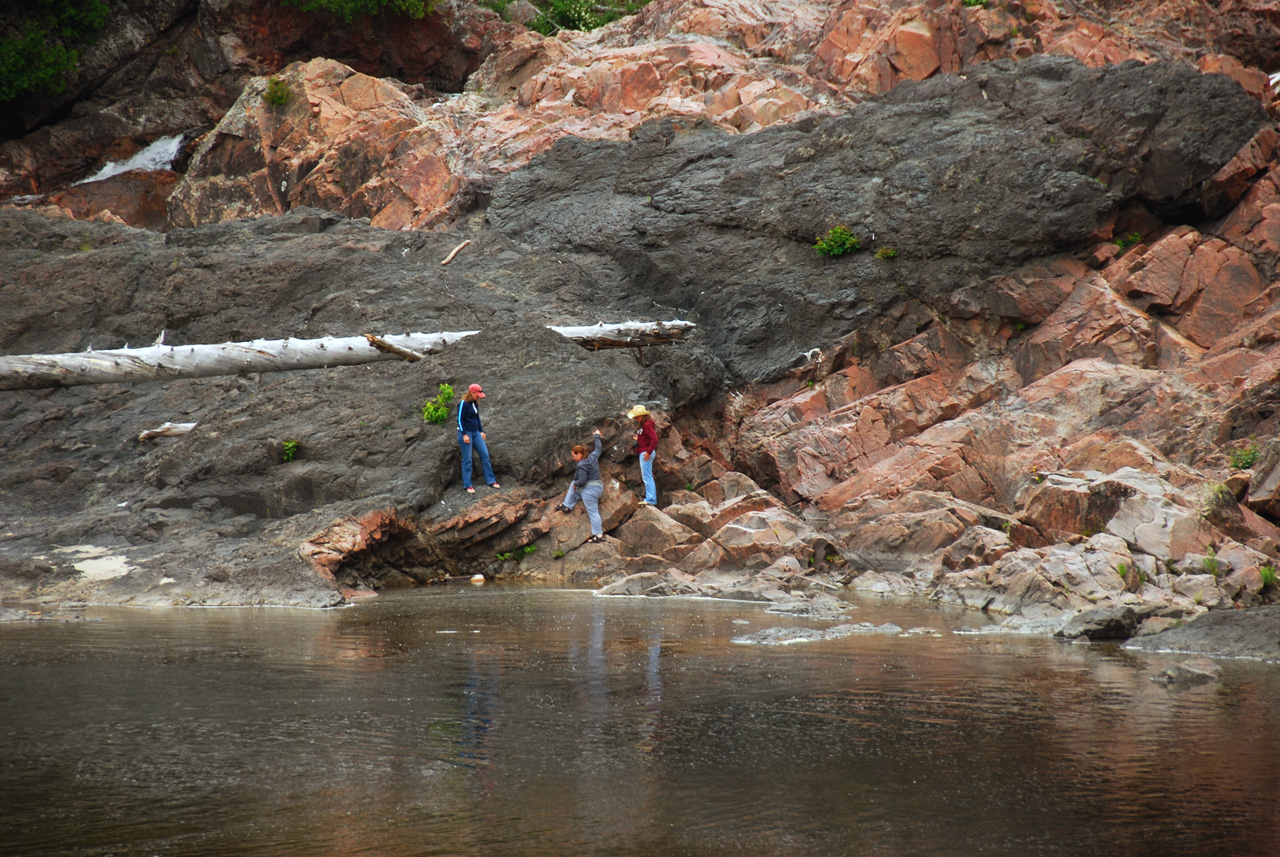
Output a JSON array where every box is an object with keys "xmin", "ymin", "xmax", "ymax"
[{"xmin": 628, "ymin": 405, "xmax": 658, "ymax": 506}]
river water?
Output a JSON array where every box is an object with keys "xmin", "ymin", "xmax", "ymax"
[{"xmin": 2, "ymin": 587, "xmax": 1278, "ymax": 857}]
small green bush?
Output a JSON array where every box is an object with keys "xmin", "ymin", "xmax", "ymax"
[
  {"xmin": 263, "ymin": 77, "xmax": 292, "ymax": 107},
  {"xmin": 522, "ymin": 544, "xmax": 537, "ymax": 555},
  {"xmin": 421, "ymin": 383, "xmax": 455, "ymax": 425},
  {"xmin": 496, "ymin": 551, "xmax": 512, "ymax": 562},
  {"xmin": 1114, "ymin": 232, "xmax": 1143, "ymax": 251},
  {"xmin": 1203, "ymin": 546, "xmax": 1219, "ymax": 577},
  {"xmin": 1229, "ymin": 444, "xmax": 1261, "ymax": 470},
  {"xmin": 875, "ymin": 246, "xmax": 898, "ymax": 260},
  {"xmin": 962, "ymin": 0, "xmax": 986, "ymax": 6},
  {"xmin": 281, "ymin": 440, "xmax": 299, "ymax": 462},
  {"xmin": 1261, "ymin": 564, "xmax": 1277, "ymax": 589},
  {"xmin": 814, "ymin": 225, "xmax": 860, "ymax": 256}
]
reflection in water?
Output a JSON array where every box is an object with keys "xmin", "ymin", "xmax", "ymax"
[{"xmin": 1, "ymin": 588, "xmax": 1278, "ymax": 857}]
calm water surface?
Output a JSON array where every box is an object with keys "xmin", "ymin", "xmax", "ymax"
[{"xmin": 2, "ymin": 587, "xmax": 1278, "ymax": 857}]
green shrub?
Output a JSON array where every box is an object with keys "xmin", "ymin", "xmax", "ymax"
[
  {"xmin": 281, "ymin": 440, "xmax": 300, "ymax": 462},
  {"xmin": 962, "ymin": 0, "xmax": 986, "ymax": 6},
  {"xmin": 1203, "ymin": 546, "xmax": 1219, "ymax": 577},
  {"xmin": 0, "ymin": 0, "xmax": 109, "ymax": 102},
  {"xmin": 263, "ymin": 77, "xmax": 292, "ymax": 107},
  {"xmin": 421, "ymin": 383, "xmax": 455, "ymax": 425},
  {"xmin": 280, "ymin": 0, "xmax": 432, "ymax": 23},
  {"xmin": 1229, "ymin": 444, "xmax": 1261, "ymax": 470},
  {"xmin": 522, "ymin": 544, "xmax": 537, "ymax": 555},
  {"xmin": 814, "ymin": 225, "xmax": 860, "ymax": 256},
  {"xmin": 1261, "ymin": 564, "xmax": 1277, "ymax": 589},
  {"xmin": 1114, "ymin": 232, "xmax": 1143, "ymax": 251},
  {"xmin": 874, "ymin": 246, "xmax": 898, "ymax": 260},
  {"xmin": 528, "ymin": 0, "xmax": 650, "ymax": 34}
]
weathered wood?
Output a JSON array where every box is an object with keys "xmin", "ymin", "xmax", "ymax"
[
  {"xmin": 548, "ymin": 320, "xmax": 696, "ymax": 349},
  {"xmin": 441, "ymin": 240, "xmax": 471, "ymax": 265},
  {"xmin": 0, "ymin": 332, "xmax": 479, "ymax": 390},
  {"xmin": 0, "ymin": 321, "xmax": 695, "ymax": 390},
  {"xmin": 364, "ymin": 334, "xmax": 425, "ymax": 362}
]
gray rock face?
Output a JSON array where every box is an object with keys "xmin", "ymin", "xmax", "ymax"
[
  {"xmin": 1054, "ymin": 606, "xmax": 1139, "ymax": 640},
  {"xmin": 1126, "ymin": 606, "xmax": 1280, "ymax": 662},
  {"xmin": 489, "ymin": 57, "xmax": 1267, "ymax": 382}
]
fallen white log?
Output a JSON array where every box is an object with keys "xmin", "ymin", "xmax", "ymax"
[
  {"xmin": 548, "ymin": 320, "xmax": 696, "ymax": 349},
  {"xmin": 0, "ymin": 332, "xmax": 479, "ymax": 390},
  {"xmin": 0, "ymin": 321, "xmax": 695, "ymax": 390}
]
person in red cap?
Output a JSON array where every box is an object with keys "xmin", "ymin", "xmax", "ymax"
[{"xmin": 457, "ymin": 383, "xmax": 499, "ymax": 493}]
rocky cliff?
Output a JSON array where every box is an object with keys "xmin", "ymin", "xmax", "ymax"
[{"xmin": 2, "ymin": 0, "xmax": 1280, "ymax": 645}]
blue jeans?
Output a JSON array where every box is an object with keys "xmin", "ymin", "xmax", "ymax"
[
  {"xmin": 639, "ymin": 452, "xmax": 657, "ymax": 505},
  {"xmin": 564, "ymin": 481, "xmax": 604, "ymax": 535},
  {"xmin": 459, "ymin": 431, "xmax": 496, "ymax": 488}
]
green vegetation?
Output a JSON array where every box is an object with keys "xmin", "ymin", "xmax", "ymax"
[
  {"xmin": 814, "ymin": 225, "xmax": 860, "ymax": 256},
  {"xmin": 263, "ymin": 77, "xmax": 292, "ymax": 108},
  {"xmin": 1114, "ymin": 231, "xmax": 1143, "ymax": 251},
  {"xmin": 553, "ymin": 549, "xmax": 565, "ymax": 559},
  {"xmin": 280, "ymin": 0, "xmax": 432, "ymax": 23},
  {"xmin": 1229, "ymin": 444, "xmax": 1260, "ymax": 470},
  {"xmin": 1261, "ymin": 564, "xmax": 1277, "ymax": 589},
  {"xmin": 502, "ymin": 0, "xmax": 651, "ymax": 35},
  {"xmin": 421, "ymin": 383, "xmax": 455, "ymax": 425},
  {"xmin": 874, "ymin": 246, "xmax": 898, "ymax": 260},
  {"xmin": 0, "ymin": 0, "xmax": 109, "ymax": 102},
  {"xmin": 281, "ymin": 440, "xmax": 300, "ymax": 462},
  {"xmin": 522, "ymin": 544, "xmax": 537, "ymax": 555},
  {"xmin": 1203, "ymin": 546, "xmax": 1219, "ymax": 577},
  {"xmin": 496, "ymin": 550, "xmax": 513, "ymax": 562},
  {"xmin": 962, "ymin": 0, "xmax": 986, "ymax": 6}
]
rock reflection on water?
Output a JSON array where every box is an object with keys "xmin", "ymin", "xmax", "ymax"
[{"xmin": 1, "ymin": 588, "xmax": 1278, "ymax": 857}]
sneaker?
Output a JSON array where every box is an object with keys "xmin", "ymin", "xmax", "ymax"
[
  {"xmin": 465, "ymin": 487, "xmax": 475, "ymax": 494},
  {"xmin": 489, "ymin": 482, "xmax": 501, "ymax": 489},
  {"xmin": 555, "ymin": 504, "xmax": 571, "ymax": 513}
]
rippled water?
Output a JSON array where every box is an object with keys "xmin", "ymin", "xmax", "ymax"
[{"xmin": 2, "ymin": 588, "xmax": 1278, "ymax": 857}]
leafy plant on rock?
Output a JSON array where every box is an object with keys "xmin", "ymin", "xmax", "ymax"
[
  {"xmin": 814, "ymin": 225, "xmax": 860, "ymax": 256},
  {"xmin": 263, "ymin": 77, "xmax": 292, "ymax": 108},
  {"xmin": 1203, "ymin": 546, "xmax": 1219, "ymax": 577},
  {"xmin": 1261, "ymin": 564, "xmax": 1277, "ymax": 589},
  {"xmin": 422, "ymin": 383, "xmax": 455, "ymax": 425},
  {"xmin": 1229, "ymin": 444, "xmax": 1260, "ymax": 470},
  {"xmin": 1114, "ymin": 232, "xmax": 1143, "ymax": 251},
  {"xmin": 875, "ymin": 246, "xmax": 898, "ymax": 260},
  {"xmin": 281, "ymin": 440, "xmax": 300, "ymax": 462}
]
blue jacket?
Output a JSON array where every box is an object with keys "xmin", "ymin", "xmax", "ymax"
[
  {"xmin": 573, "ymin": 436, "xmax": 603, "ymax": 489},
  {"xmin": 457, "ymin": 399, "xmax": 483, "ymax": 434}
]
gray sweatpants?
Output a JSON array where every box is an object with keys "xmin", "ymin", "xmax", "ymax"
[{"xmin": 564, "ymin": 480, "xmax": 604, "ymax": 536}]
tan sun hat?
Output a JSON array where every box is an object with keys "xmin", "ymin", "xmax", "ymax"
[{"xmin": 626, "ymin": 405, "xmax": 650, "ymax": 418}]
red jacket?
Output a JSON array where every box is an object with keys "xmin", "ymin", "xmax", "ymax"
[{"xmin": 634, "ymin": 417, "xmax": 658, "ymax": 455}]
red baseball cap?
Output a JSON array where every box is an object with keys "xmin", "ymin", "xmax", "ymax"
[{"xmin": 469, "ymin": 383, "xmax": 485, "ymax": 397}]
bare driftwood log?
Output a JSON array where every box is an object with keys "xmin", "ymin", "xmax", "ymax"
[
  {"xmin": 0, "ymin": 321, "xmax": 695, "ymax": 390},
  {"xmin": 0, "ymin": 332, "xmax": 479, "ymax": 390},
  {"xmin": 548, "ymin": 320, "xmax": 696, "ymax": 350}
]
